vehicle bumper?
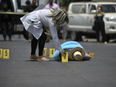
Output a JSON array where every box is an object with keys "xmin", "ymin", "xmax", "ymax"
[{"xmin": 105, "ymin": 22, "xmax": 116, "ymax": 34}]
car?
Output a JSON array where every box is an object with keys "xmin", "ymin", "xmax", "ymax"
[{"xmin": 68, "ymin": 1, "xmax": 116, "ymax": 42}]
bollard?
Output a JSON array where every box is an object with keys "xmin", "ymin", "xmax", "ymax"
[
  {"xmin": 49, "ymin": 48, "xmax": 55, "ymax": 58},
  {"xmin": 3, "ymin": 49, "xmax": 9, "ymax": 59},
  {"xmin": 61, "ymin": 52, "xmax": 68, "ymax": 62},
  {"xmin": 43, "ymin": 48, "xmax": 47, "ymax": 56},
  {"xmin": 0, "ymin": 49, "xmax": 3, "ymax": 58}
]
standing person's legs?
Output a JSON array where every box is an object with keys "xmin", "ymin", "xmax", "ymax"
[
  {"xmin": 31, "ymin": 36, "xmax": 38, "ymax": 55},
  {"xmin": 7, "ymin": 22, "xmax": 13, "ymax": 41},
  {"xmin": 2, "ymin": 22, "xmax": 7, "ymax": 41},
  {"xmin": 38, "ymin": 31, "xmax": 47, "ymax": 56},
  {"xmin": 28, "ymin": 33, "xmax": 33, "ymax": 42},
  {"xmin": 100, "ymin": 22, "xmax": 107, "ymax": 44},
  {"xmin": 38, "ymin": 31, "xmax": 49, "ymax": 61},
  {"xmin": 30, "ymin": 35, "xmax": 38, "ymax": 59},
  {"xmin": 95, "ymin": 22, "xmax": 100, "ymax": 43},
  {"xmin": 62, "ymin": 24, "xmax": 67, "ymax": 42}
]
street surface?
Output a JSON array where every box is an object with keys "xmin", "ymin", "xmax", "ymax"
[{"xmin": 0, "ymin": 35, "xmax": 116, "ymax": 87}]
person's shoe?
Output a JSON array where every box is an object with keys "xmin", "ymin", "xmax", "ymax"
[
  {"xmin": 37, "ymin": 55, "xmax": 50, "ymax": 61},
  {"xmin": 104, "ymin": 41, "xmax": 107, "ymax": 44},
  {"xmin": 28, "ymin": 39, "xmax": 31, "ymax": 43},
  {"xmin": 63, "ymin": 39, "xmax": 66, "ymax": 42},
  {"xmin": 30, "ymin": 54, "xmax": 38, "ymax": 60}
]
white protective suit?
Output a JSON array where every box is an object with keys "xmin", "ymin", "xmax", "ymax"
[{"xmin": 20, "ymin": 9, "xmax": 62, "ymax": 50}]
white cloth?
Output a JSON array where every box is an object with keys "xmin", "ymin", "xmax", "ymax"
[{"xmin": 20, "ymin": 9, "xmax": 62, "ymax": 50}]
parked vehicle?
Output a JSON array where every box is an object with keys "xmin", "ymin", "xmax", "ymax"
[{"xmin": 68, "ymin": 2, "xmax": 116, "ymax": 42}]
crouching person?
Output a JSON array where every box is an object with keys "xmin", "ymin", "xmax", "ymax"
[{"xmin": 20, "ymin": 8, "xmax": 69, "ymax": 61}]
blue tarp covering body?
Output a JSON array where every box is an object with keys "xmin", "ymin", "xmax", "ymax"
[{"xmin": 52, "ymin": 41, "xmax": 87, "ymax": 60}]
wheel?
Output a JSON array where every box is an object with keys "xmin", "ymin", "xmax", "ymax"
[
  {"xmin": 101, "ymin": 34, "xmax": 110, "ymax": 42},
  {"xmin": 71, "ymin": 31, "xmax": 82, "ymax": 41},
  {"xmin": 23, "ymin": 28, "xmax": 29, "ymax": 40},
  {"xmin": 71, "ymin": 31, "xmax": 76, "ymax": 41},
  {"xmin": 106, "ymin": 34, "xmax": 110, "ymax": 42}
]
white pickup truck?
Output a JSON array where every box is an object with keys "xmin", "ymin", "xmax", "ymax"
[{"xmin": 68, "ymin": 2, "xmax": 116, "ymax": 42}]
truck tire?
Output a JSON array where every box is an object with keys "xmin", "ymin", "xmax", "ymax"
[
  {"xmin": 106, "ymin": 34, "xmax": 110, "ymax": 42},
  {"xmin": 101, "ymin": 34, "xmax": 110, "ymax": 42},
  {"xmin": 23, "ymin": 28, "xmax": 29, "ymax": 40},
  {"xmin": 71, "ymin": 31, "xmax": 82, "ymax": 41}
]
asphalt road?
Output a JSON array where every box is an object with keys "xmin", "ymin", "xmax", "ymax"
[{"xmin": 0, "ymin": 35, "xmax": 116, "ymax": 87}]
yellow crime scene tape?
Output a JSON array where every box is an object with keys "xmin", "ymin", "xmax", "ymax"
[
  {"xmin": 0, "ymin": 11, "xmax": 51, "ymax": 36},
  {"xmin": 44, "ymin": 27, "xmax": 51, "ymax": 36},
  {"xmin": 0, "ymin": 11, "xmax": 28, "ymax": 15}
]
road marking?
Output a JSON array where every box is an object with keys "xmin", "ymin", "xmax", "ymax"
[
  {"xmin": 61, "ymin": 52, "xmax": 68, "ymax": 62},
  {"xmin": 49, "ymin": 48, "xmax": 55, "ymax": 58},
  {"xmin": 60, "ymin": 63, "xmax": 88, "ymax": 82}
]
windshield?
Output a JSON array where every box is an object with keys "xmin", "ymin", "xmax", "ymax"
[{"xmin": 102, "ymin": 4, "xmax": 116, "ymax": 12}]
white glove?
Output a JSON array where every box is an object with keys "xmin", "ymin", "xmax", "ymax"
[{"xmin": 60, "ymin": 50, "xmax": 65, "ymax": 55}]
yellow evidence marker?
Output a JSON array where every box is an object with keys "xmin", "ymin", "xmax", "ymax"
[
  {"xmin": 0, "ymin": 49, "xmax": 3, "ymax": 58},
  {"xmin": 61, "ymin": 52, "xmax": 68, "ymax": 62},
  {"xmin": 49, "ymin": 48, "xmax": 55, "ymax": 58},
  {"xmin": 89, "ymin": 53, "xmax": 94, "ymax": 58},
  {"xmin": 3, "ymin": 49, "xmax": 9, "ymax": 59},
  {"xmin": 43, "ymin": 48, "xmax": 47, "ymax": 56}
]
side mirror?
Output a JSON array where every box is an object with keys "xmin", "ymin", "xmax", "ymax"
[{"xmin": 91, "ymin": 10, "xmax": 96, "ymax": 13}]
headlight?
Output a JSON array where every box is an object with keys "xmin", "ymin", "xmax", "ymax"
[{"xmin": 105, "ymin": 17, "xmax": 116, "ymax": 21}]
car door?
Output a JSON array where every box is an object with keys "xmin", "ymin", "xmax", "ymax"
[
  {"xmin": 68, "ymin": 3, "xmax": 89, "ymax": 31},
  {"xmin": 86, "ymin": 4, "xmax": 97, "ymax": 31}
]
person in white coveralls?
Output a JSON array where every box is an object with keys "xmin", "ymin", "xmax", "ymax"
[{"xmin": 20, "ymin": 8, "xmax": 69, "ymax": 61}]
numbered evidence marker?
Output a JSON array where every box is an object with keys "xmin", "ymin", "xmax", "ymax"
[
  {"xmin": 89, "ymin": 53, "xmax": 94, "ymax": 58},
  {"xmin": 43, "ymin": 48, "xmax": 47, "ymax": 56},
  {"xmin": 49, "ymin": 48, "xmax": 55, "ymax": 58},
  {"xmin": 0, "ymin": 49, "xmax": 3, "ymax": 58},
  {"xmin": 3, "ymin": 49, "xmax": 9, "ymax": 59},
  {"xmin": 61, "ymin": 52, "xmax": 68, "ymax": 62}
]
